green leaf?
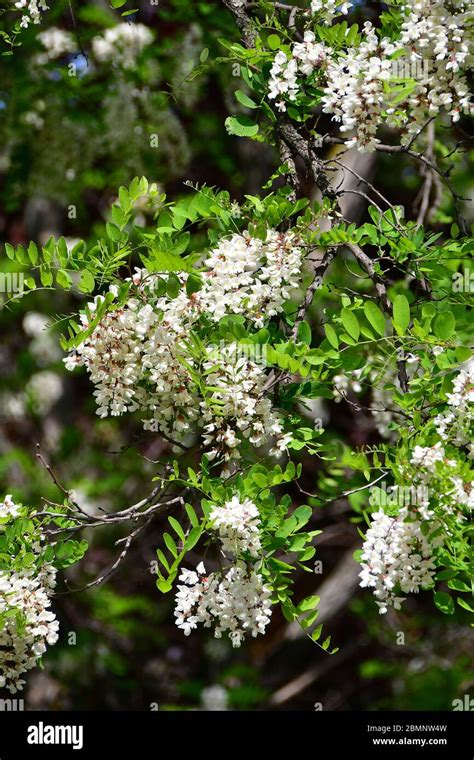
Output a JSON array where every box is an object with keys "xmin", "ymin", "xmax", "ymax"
[
  {"xmin": 56, "ymin": 269, "xmax": 72, "ymax": 289},
  {"xmin": 324, "ymin": 323, "xmax": 339, "ymax": 349},
  {"xmin": 156, "ymin": 578, "xmax": 173, "ymax": 593},
  {"xmin": 27, "ymin": 241, "xmax": 38, "ymax": 265},
  {"xmin": 144, "ymin": 249, "xmax": 188, "ymax": 273},
  {"xmin": 156, "ymin": 549, "xmax": 169, "ymax": 573},
  {"xmin": 168, "ymin": 516, "xmax": 185, "ymax": 542},
  {"xmin": 392, "ymin": 294, "xmax": 410, "ymax": 335},
  {"xmin": 166, "ymin": 273, "xmax": 181, "ymax": 298},
  {"xmin": 186, "ymin": 272, "xmax": 202, "ymax": 296},
  {"xmin": 341, "ymin": 308, "xmax": 360, "ymax": 341},
  {"xmin": 39, "ymin": 265, "xmax": 53, "ymax": 287},
  {"xmin": 185, "ymin": 503, "xmax": 199, "ymax": 528},
  {"xmin": 298, "ymin": 595, "xmax": 320, "ymax": 613},
  {"xmin": 225, "ymin": 115, "xmax": 259, "ymax": 138},
  {"xmin": 297, "ymin": 321, "xmax": 312, "ymax": 346},
  {"xmin": 163, "ymin": 532, "xmax": 178, "ymax": 559},
  {"xmin": 433, "ymin": 311, "xmax": 455, "ymax": 341},
  {"xmin": 78, "ymin": 270, "xmax": 95, "ymax": 294},
  {"xmin": 185, "ymin": 527, "xmax": 202, "ymax": 551},
  {"xmin": 267, "ymin": 34, "xmax": 280, "ymax": 50},
  {"xmin": 434, "ymin": 590, "xmax": 455, "ymax": 615},
  {"xmin": 235, "ymin": 89, "xmax": 258, "ymax": 109},
  {"xmin": 363, "ymin": 301, "xmax": 386, "ymax": 337},
  {"xmin": 5, "ymin": 243, "xmax": 15, "ymax": 260}
]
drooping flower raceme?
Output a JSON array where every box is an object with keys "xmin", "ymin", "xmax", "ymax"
[
  {"xmin": 0, "ymin": 495, "xmax": 20, "ymax": 521},
  {"xmin": 26, "ymin": 370, "xmax": 63, "ymax": 416},
  {"xmin": 268, "ymin": 1, "xmax": 473, "ymax": 150},
  {"xmin": 0, "ymin": 496, "xmax": 61, "ymax": 693},
  {"xmin": 407, "ymin": 443, "xmax": 474, "ymax": 517},
  {"xmin": 200, "ymin": 230, "xmax": 304, "ymax": 327},
  {"xmin": 209, "ymin": 496, "xmax": 262, "ymax": 557},
  {"xmin": 411, "ymin": 441, "xmax": 446, "ymax": 467},
  {"xmin": 174, "ymin": 561, "xmax": 272, "ymax": 647},
  {"xmin": 321, "ymin": 23, "xmax": 398, "ymax": 151},
  {"xmin": 268, "ymin": 32, "xmax": 330, "ymax": 112},
  {"xmin": 64, "ymin": 230, "xmax": 303, "ymax": 460},
  {"xmin": 92, "ymin": 23, "xmax": 154, "ymax": 69},
  {"xmin": 359, "ymin": 507, "xmax": 440, "ymax": 614},
  {"xmin": 309, "ymin": 0, "xmax": 352, "ymax": 23},
  {"xmin": 0, "ymin": 562, "xmax": 59, "ymax": 693},
  {"xmin": 35, "ymin": 27, "xmax": 76, "ymax": 64},
  {"xmin": 13, "ymin": 0, "xmax": 48, "ymax": 28},
  {"xmin": 399, "ymin": 0, "xmax": 472, "ymax": 138},
  {"xmin": 201, "ymin": 343, "xmax": 290, "ymax": 462},
  {"xmin": 434, "ymin": 357, "xmax": 474, "ymax": 451}
]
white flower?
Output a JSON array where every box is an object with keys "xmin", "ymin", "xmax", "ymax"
[
  {"xmin": 14, "ymin": 0, "xmax": 48, "ymax": 28},
  {"xmin": 174, "ymin": 561, "xmax": 272, "ymax": 646},
  {"xmin": 210, "ymin": 496, "xmax": 262, "ymax": 557},
  {"xmin": 26, "ymin": 371, "xmax": 63, "ymax": 415},
  {"xmin": 0, "ymin": 563, "xmax": 58, "ymax": 693},
  {"xmin": 0, "ymin": 495, "xmax": 20, "ymax": 521},
  {"xmin": 92, "ymin": 23, "xmax": 153, "ymax": 69},
  {"xmin": 201, "ymin": 684, "xmax": 229, "ymax": 711},
  {"xmin": 434, "ymin": 358, "xmax": 474, "ymax": 445},
  {"xmin": 410, "ymin": 442, "xmax": 445, "ymax": 467},
  {"xmin": 36, "ymin": 27, "xmax": 75, "ymax": 64},
  {"xmin": 23, "ymin": 312, "xmax": 61, "ymax": 366},
  {"xmin": 310, "ymin": 0, "xmax": 352, "ymax": 22},
  {"xmin": 359, "ymin": 507, "xmax": 441, "ymax": 613},
  {"xmin": 271, "ymin": 1, "xmax": 473, "ymax": 149},
  {"xmin": 200, "ymin": 230, "xmax": 303, "ymax": 325},
  {"xmin": 64, "ymin": 229, "xmax": 301, "ymax": 461},
  {"xmin": 268, "ymin": 38, "xmax": 330, "ymax": 111},
  {"xmin": 23, "ymin": 312, "xmax": 50, "ymax": 337}
]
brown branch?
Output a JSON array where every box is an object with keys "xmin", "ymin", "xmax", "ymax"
[
  {"xmin": 291, "ymin": 248, "xmax": 336, "ymax": 338},
  {"xmin": 222, "ymin": 0, "xmax": 257, "ymax": 47},
  {"xmin": 345, "ymin": 242, "xmax": 409, "ymax": 392},
  {"xmin": 277, "ymin": 119, "xmax": 337, "ymax": 201}
]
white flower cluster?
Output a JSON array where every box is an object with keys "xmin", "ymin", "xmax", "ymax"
[
  {"xmin": 35, "ymin": 27, "xmax": 75, "ymax": 64},
  {"xmin": 359, "ymin": 507, "xmax": 440, "ymax": 614},
  {"xmin": 268, "ymin": 32, "xmax": 330, "ymax": 112},
  {"xmin": 0, "ymin": 495, "xmax": 20, "ymax": 521},
  {"xmin": 200, "ymin": 230, "xmax": 303, "ymax": 327},
  {"xmin": 411, "ymin": 441, "xmax": 446, "ymax": 467},
  {"xmin": 174, "ymin": 561, "xmax": 272, "ymax": 647},
  {"xmin": 434, "ymin": 357, "xmax": 474, "ymax": 451},
  {"xmin": 65, "ymin": 230, "xmax": 302, "ymax": 459},
  {"xmin": 23, "ymin": 311, "xmax": 61, "ymax": 365},
  {"xmin": 209, "ymin": 496, "xmax": 262, "ymax": 557},
  {"xmin": 26, "ymin": 371, "xmax": 63, "ymax": 416},
  {"xmin": 408, "ymin": 442, "xmax": 474, "ymax": 518},
  {"xmin": 0, "ymin": 563, "xmax": 59, "ymax": 693},
  {"xmin": 309, "ymin": 0, "xmax": 352, "ymax": 23},
  {"xmin": 399, "ymin": 0, "xmax": 472, "ymax": 139},
  {"xmin": 322, "ymin": 23, "xmax": 398, "ymax": 151},
  {"xmin": 269, "ymin": 1, "xmax": 473, "ymax": 150},
  {"xmin": 201, "ymin": 343, "xmax": 291, "ymax": 462},
  {"xmin": 201, "ymin": 684, "xmax": 228, "ymax": 711},
  {"xmin": 14, "ymin": 0, "xmax": 48, "ymax": 28},
  {"xmin": 92, "ymin": 23, "xmax": 153, "ymax": 69}
]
